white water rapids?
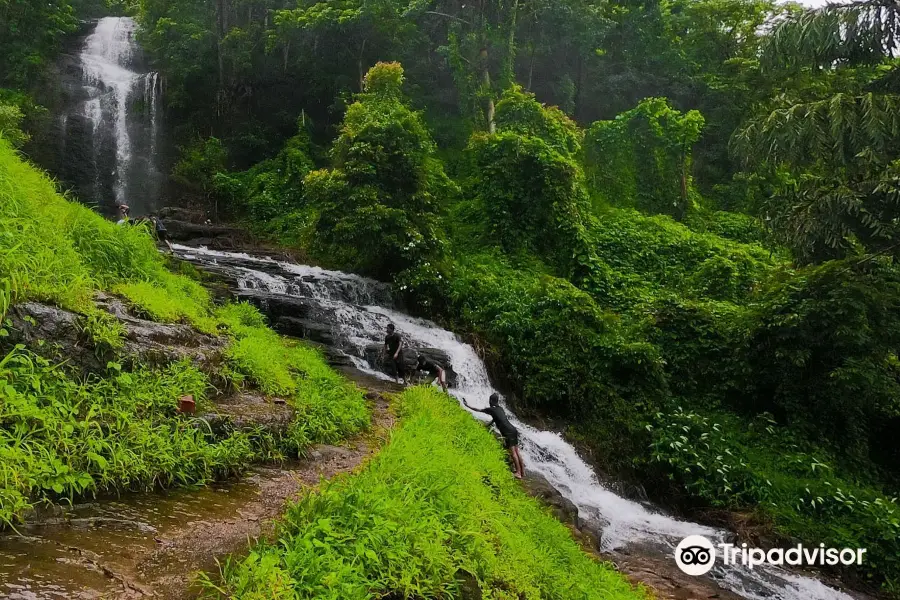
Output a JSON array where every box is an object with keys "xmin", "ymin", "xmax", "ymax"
[{"xmin": 172, "ymin": 244, "xmax": 861, "ymax": 600}]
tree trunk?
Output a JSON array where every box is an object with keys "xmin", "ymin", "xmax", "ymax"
[
  {"xmin": 480, "ymin": 46, "xmax": 495, "ymax": 133},
  {"xmin": 574, "ymin": 54, "xmax": 585, "ymax": 122},
  {"xmin": 216, "ymin": 0, "xmax": 226, "ymax": 89},
  {"xmin": 527, "ymin": 43, "xmax": 535, "ymax": 91},
  {"xmin": 358, "ymin": 38, "xmax": 368, "ymax": 91},
  {"xmin": 506, "ymin": 0, "xmax": 519, "ymax": 84}
]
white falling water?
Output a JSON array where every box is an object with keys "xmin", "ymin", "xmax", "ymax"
[
  {"xmin": 172, "ymin": 244, "xmax": 862, "ymax": 600},
  {"xmin": 79, "ymin": 17, "xmax": 162, "ymax": 212}
]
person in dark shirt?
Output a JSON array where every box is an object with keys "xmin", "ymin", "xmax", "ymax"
[
  {"xmin": 383, "ymin": 324, "xmax": 406, "ymax": 384},
  {"xmin": 415, "ymin": 355, "xmax": 448, "ymax": 392},
  {"xmin": 463, "ymin": 393, "xmax": 524, "ymax": 479}
]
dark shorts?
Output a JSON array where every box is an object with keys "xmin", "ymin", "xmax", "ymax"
[
  {"xmin": 503, "ymin": 431, "xmax": 519, "ymax": 449},
  {"xmin": 392, "ymin": 356, "xmax": 405, "ymax": 377}
]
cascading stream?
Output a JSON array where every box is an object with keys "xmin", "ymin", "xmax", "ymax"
[
  {"xmin": 76, "ymin": 17, "xmax": 163, "ymax": 215},
  {"xmin": 172, "ymin": 244, "xmax": 861, "ymax": 600}
]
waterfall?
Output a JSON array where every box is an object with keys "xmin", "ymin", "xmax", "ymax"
[
  {"xmin": 72, "ymin": 17, "xmax": 163, "ymax": 216},
  {"xmin": 171, "ymin": 244, "xmax": 861, "ymax": 600}
]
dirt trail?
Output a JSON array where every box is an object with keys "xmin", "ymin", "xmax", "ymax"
[{"xmin": 0, "ymin": 373, "xmax": 399, "ymax": 600}]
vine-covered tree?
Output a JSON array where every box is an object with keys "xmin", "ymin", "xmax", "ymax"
[{"xmin": 307, "ymin": 62, "xmax": 454, "ymax": 279}]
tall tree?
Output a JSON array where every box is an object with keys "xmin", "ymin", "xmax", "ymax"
[{"xmin": 735, "ymin": 0, "xmax": 900, "ymax": 263}]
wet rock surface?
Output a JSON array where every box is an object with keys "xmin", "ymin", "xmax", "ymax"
[
  {"xmin": 6, "ymin": 297, "xmax": 226, "ymax": 374},
  {"xmin": 363, "ymin": 343, "xmax": 460, "ymax": 387}
]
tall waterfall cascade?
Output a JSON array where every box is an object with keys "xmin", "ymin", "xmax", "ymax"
[
  {"xmin": 172, "ymin": 244, "xmax": 861, "ymax": 600},
  {"xmin": 49, "ymin": 17, "xmax": 164, "ymax": 217}
]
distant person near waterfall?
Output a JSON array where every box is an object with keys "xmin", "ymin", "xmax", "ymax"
[
  {"xmin": 463, "ymin": 393, "xmax": 525, "ymax": 479},
  {"xmin": 116, "ymin": 204, "xmax": 130, "ymax": 225},
  {"xmin": 415, "ymin": 355, "xmax": 448, "ymax": 392},
  {"xmin": 384, "ymin": 324, "xmax": 406, "ymax": 384}
]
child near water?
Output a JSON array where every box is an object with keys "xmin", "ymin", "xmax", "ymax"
[{"xmin": 463, "ymin": 393, "xmax": 525, "ymax": 479}]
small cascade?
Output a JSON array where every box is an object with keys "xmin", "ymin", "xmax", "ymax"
[{"xmin": 171, "ymin": 244, "xmax": 862, "ymax": 600}]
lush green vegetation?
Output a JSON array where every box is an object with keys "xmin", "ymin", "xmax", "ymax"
[
  {"xmin": 204, "ymin": 65, "xmax": 900, "ymax": 591},
  {"xmin": 6, "ymin": 0, "xmax": 900, "ymax": 593},
  {"xmin": 0, "ymin": 138, "xmax": 368, "ymax": 525},
  {"xmin": 201, "ymin": 387, "xmax": 648, "ymax": 600}
]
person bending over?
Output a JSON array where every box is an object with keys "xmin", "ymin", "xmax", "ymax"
[
  {"xmin": 463, "ymin": 393, "xmax": 525, "ymax": 479},
  {"xmin": 415, "ymin": 355, "xmax": 448, "ymax": 393},
  {"xmin": 384, "ymin": 324, "xmax": 406, "ymax": 384}
]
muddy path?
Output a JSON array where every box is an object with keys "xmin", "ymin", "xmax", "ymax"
[{"xmin": 0, "ymin": 372, "xmax": 399, "ymax": 600}]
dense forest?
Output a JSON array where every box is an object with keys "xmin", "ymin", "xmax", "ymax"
[{"xmin": 3, "ymin": 0, "xmax": 900, "ymax": 596}]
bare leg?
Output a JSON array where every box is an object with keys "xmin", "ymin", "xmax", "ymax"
[
  {"xmin": 511, "ymin": 446, "xmax": 525, "ymax": 479},
  {"xmin": 439, "ymin": 371, "xmax": 448, "ymax": 393}
]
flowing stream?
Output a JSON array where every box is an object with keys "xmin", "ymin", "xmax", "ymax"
[{"xmin": 170, "ymin": 244, "xmax": 863, "ymax": 600}]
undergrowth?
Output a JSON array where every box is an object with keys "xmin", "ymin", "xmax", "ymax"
[
  {"xmin": 0, "ymin": 138, "xmax": 369, "ymax": 525},
  {"xmin": 201, "ymin": 387, "xmax": 648, "ymax": 600}
]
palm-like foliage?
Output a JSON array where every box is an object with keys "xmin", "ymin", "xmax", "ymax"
[
  {"xmin": 763, "ymin": 0, "xmax": 900, "ymax": 69},
  {"xmin": 736, "ymin": 0, "xmax": 900, "ymax": 263}
]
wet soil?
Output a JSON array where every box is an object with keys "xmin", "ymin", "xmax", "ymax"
[{"xmin": 0, "ymin": 372, "xmax": 399, "ymax": 600}]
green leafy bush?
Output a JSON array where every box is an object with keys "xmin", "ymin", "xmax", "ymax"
[
  {"xmin": 586, "ymin": 98, "xmax": 705, "ymax": 220},
  {"xmin": 202, "ymin": 387, "xmax": 649, "ymax": 600},
  {"xmin": 307, "ymin": 62, "xmax": 454, "ymax": 279},
  {"xmin": 643, "ymin": 407, "xmax": 900, "ymax": 591},
  {"xmin": 468, "ymin": 86, "xmax": 592, "ymax": 276}
]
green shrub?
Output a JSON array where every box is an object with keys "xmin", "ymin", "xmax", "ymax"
[
  {"xmin": 202, "ymin": 387, "xmax": 649, "ymax": 600},
  {"xmin": 743, "ymin": 259, "xmax": 900, "ymax": 469},
  {"xmin": 643, "ymin": 407, "xmax": 900, "ymax": 591},
  {"xmin": 585, "ymin": 98, "xmax": 704, "ymax": 220},
  {"xmin": 403, "ymin": 253, "xmax": 667, "ymax": 471},
  {"xmin": 308, "ymin": 62, "xmax": 454, "ymax": 280}
]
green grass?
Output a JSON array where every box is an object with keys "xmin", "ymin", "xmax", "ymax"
[
  {"xmin": 201, "ymin": 387, "xmax": 648, "ymax": 600},
  {"xmin": 0, "ymin": 136, "xmax": 370, "ymax": 525},
  {"xmin": 0, "ymin": 136, "xmax": 215, "ymax": 328},
  {"xmin": 217, "ymin": 303, "xmax": 370, "ymax": 447}
]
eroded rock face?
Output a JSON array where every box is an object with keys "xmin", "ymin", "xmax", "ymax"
[
  {"xmin": 523, "ymin": 471, "xmax": 581, "ymax": 528},
  {"xmin": 6, "ymin": 297, "xmax": 225, "ymax": 374}
]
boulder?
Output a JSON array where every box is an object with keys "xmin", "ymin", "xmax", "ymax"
[
  {"xmin": 522, "ymin": 471, "xmax": 581, "ymax": 528},
  {"xmin": 274, "ymin": 316, "xmax": 335, "ymax": 345},
  {"xmin": 158, "ymin": 206, "xmax": 207, "ymax": 223},
  {"xmin": 6, "ymin": 298, "xmax": 226, "ymax": 374},
  {"xmin": 160, "ymin": 219, "xmax": 246, "ymax": 243},
  {"xmin": 234, "ymin": 291, "xmax": 316, "ymax": 321}
]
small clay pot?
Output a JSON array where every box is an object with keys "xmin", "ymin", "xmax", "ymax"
[{"xmin": 178, "ymin": 395, "xmax": 196, "ymax": 414}]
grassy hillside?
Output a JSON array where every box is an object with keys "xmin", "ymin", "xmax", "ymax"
[
  {"xmin": 0, "ymin": 138, "xmax": 368, "ymax": 525},
  {"xmin": 202, "ymin": 387, "xmax": 648, "ymax": 600}
]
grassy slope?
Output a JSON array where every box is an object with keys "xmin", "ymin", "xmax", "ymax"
[
  {"xmin": 0, "ymin": 137, "xmax": 368, "ymax": 524},
  {"xmin": 204, "ymin": 387, "xmax": 648, "ymax": 600}
]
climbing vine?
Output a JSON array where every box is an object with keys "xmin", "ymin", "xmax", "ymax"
[{"xmin": 586, "ymin": 98, "xmax": 704, "ymax": 220}]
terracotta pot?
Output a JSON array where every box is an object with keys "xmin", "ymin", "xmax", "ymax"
[{"xmin": 178, "ymin": 395, "xmax": 196, "ymax": 414}]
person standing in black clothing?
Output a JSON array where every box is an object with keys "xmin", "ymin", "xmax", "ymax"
[
  {"xmin": 463, "ymin": 393, "xmax": 525, "ymax": 479},
  {"xmin": 415, "ymin": 355, "xmax": 448, "ymax": 392},
  {"xmin": 384, "ymin": 324, "xmax": 406, "ymax": 384}
]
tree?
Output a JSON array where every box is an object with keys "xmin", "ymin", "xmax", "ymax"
[
  {"xmin": 586, "ymin": 98, "xmax": 705, "ymax": 220},
  {"xmin": 468, "ymin": 86, "xmax": 590, "ymax": 272},
  {"xmin": 307, "ymin": 62, "xmax": 454, "ymax": 279},
  {"xmin": 734, "ymin": 0, "xmax": 900, "ymax": 263}
]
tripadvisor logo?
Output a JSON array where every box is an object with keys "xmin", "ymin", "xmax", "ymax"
[{"xmin": 674, "ymin": 535, "xmax": 867, "ymax": 576}]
